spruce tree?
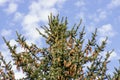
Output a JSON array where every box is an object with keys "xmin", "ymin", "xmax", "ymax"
[{"xmin": 0, "ymin": 14, "xmax": 120, "ymax": 80}]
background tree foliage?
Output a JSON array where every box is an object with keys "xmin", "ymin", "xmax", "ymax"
[{"xmin": 0, "ymin": 14, "xmax": 120, "ymax": 80}]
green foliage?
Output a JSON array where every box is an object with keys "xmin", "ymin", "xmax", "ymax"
[{"xmin": 0, "ymin": 14, "xmax": 120, "ymax": 80}]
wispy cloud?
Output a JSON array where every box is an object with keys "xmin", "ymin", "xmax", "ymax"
[
  {"xmin": 0, "ymin": 0, "xmax": 8, "ymax": 6},
  {"xmin": 76, "ymin": 12, "xmax": 86, "ymax": 20},
  {"xmin": 101, "ymin": 51, "xmax": 120, "ymax": 61},
  {"xmin": 109, "ymin": 51, "xmax": 119, "ymax": 60},
  {"xmin": 0, "ymin": 29, "xmax": 12, "ymax": 37},
  {"xmin": 98, "ymin": 24, "xmax": 116, "ymax": 44},
  {"xmin": 88, "ymin": 9, "xmax": 108, "ymax": 23},
  {"xmin": 74, "ymin": 0, "xmax": 85, "ymax": 7},
  {"xmin": 4, "ymin": 2, "xmax": 18, "ymax": 14},
  {"xmin": 86, "ymin": 24, "xmax": 116, "ymax": 45},
  {"xmin": 98, "ymin": 24, "xmax": 116, "ymax": 37},
  {"xmin": 107, "ymin": 0, "xmax": 120, "ymax": 9}
]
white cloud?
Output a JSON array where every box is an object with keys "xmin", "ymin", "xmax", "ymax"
[
  {"xmin": 0, "ymin": 44, "xmax": 12, "ymax": 63},
  {"xmin": 9, "ymin": 39, "xmax": 18, "ymax": 46},
  {"xmin": 12, "ymin": 64, "xmax": 26, "ymax": 79},
  {"xmin": 107, "ymin": 0, "xmax": 120, "ymax": 9},
  {"xmin": 86, "ymin": 25, "xmax": 113, "ymax": 44},
  {"xmin": 98, "ymin": 37, "xmax": 112, "ymax": 45},
  {"xmin": 109, "ymin": 51, "xmax": 119, "ymax": 60},
  {"xmin": 98, "ymin": 24, "xmax": 116, "ymax": 44},
  {"xmin": 102, "ymin": 51, "xmax": 119, "ymax": 60},
  {"xmin": 31, "ymin": 0, "xmax": 56, "ymax": 9},
  {"xmin": 98, "ymin": 10, "xmax": 107, "ymax": 20},
  {"xmin": 86, "ymin": 26, "xmax": 95, "ymax": 33},
  {"xmin": 5, "ymin": 2, "xmax": 18, "ymax": 14},
  {"xmin": 15, "ymin": 71, "xmax": 26, "ymax": 79},
  {"xmin": 22, "ymin": 0, "xmax": 66, "ymax": 43},
  {"xmin": 98, "ymin": 24, "xmax": 116, "ymax": 37},
  {"xmin": 74, "ymin": 0, "xmax": 86, "ymax": 21},
  {"xmin": 76, "ymin": 12, "xmax": 85, "ymax": 20},
  {"xmin": 1, "ymin": 0, "xmax": 66, "ymax": 79},
  {"xmin": 0, "ymin": 43, "xmax": 26, "ymax": 79},
  {"xmin": 56, "ymin": 0, "xmax": 66, "ymax": 8},
  {"xmin": 74, "ymin": 0, "xmax": 85, "ymax": 7},
  {"xmin": 23, "ymin": 14, "xmax": 39, "ymax": 25},
  {"xmin": 0, "ymin": 0, "xmax": 8, "ymax": 6},
  {"xmin": 22, "ymin": 24, "xmax": 42, "ymax": 43},
  {"xmin": 1, "ymin": 29, "xmax": 12, "ymax": 37},
  {"xmin": 28, "ymin": 0, "xmax": 58, "ymax": 22},
  {"xmin": 89, "ymin": 10, "xmax": 107, "ymax": 23},
  {"xmin": 10, "ymin": 39, "xmax": 28, "ymax": 53}
]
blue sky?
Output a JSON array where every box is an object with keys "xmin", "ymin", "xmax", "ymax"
[{"xmin": 0, "ymin": 0, "xmax": 120, "ymax": 79}]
